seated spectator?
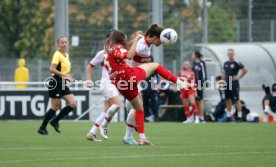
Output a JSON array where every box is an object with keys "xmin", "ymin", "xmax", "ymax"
[
  {"xmin": 208, "ymin": 76, "xmax": 226, "ymax": 121},
  {"xmin": 262, "ymin": 83, "xmax": 276, "ymax": 121}
]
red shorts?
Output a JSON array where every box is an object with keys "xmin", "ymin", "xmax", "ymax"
[
  {"xmin": 180, "ymin": 89, "xmax": 196, "ymax": 99},
  {"xmin": 115, "ymin": 67, "xmax": 146, "ymax": 101}
]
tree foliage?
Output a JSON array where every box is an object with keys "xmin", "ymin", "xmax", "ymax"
[
  {"xmin": 0, "ymin": 0, "xmax": 54, "ymax": 58},
  {"xmin": 208, "ymin": 5, "xmax": 236, "ymax": 43}
]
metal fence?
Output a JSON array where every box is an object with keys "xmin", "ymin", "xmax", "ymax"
[{"xmin": 0, "ymin": 0, "xmax": 276, "ymax": 81}]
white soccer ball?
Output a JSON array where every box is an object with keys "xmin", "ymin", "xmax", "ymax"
[{"xmin": 160, "ymin": 28, "xmax": 178, "ymax": 45}]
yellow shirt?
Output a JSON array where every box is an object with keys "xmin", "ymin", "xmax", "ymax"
[{"xmin": 51, "ymin": 50, "xmax": 71, "ymax": 75}]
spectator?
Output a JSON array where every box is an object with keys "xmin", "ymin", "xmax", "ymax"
[
  {"xmin": 209, "ymin": 76, "xmax": 226, "ymax": 121},
  {"xmin": 14, "ymin": 58, "xmax": 29, "ymax": 89},
  {"xmin": 141, "ymin": 73, "xmax": 159, "ymax": 122},
  {"xmin": 262, "ymin": 83, "xmax": 276, "ymax": 122},
  {"xmin": 179, "ymin": 61, "xmax": 199, "ymax": 123},
  {"xmin": 222, "ymin": 49, "xmax": 248, "ymax": 121},
  {"xmin": 192, "ymin": 51, "xmax": 207, "ymax": 122}
]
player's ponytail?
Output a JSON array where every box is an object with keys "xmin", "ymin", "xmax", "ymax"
[{"xmin": 145, "ymin": 24, "xmax": 164, "ymax": 38}]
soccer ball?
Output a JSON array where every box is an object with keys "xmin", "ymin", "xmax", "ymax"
[{"xmin": 160, "ymin": 28, "xmax": 178, "ymax": 45}]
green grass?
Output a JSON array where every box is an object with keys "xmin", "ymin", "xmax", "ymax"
[{"xmin": 0, "ymin": 121, "xmax": 276, "ymax": 167}]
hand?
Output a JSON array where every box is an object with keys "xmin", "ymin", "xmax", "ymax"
[
  {"xmin": 135, "ymin": 33, "xmax": 143, "ymax": 40},
  {"xmin": 85, "ymin": 80, "xmax": 94, "ymax": 88},
  {"xmin": 136, "ymin": 31, "xmax": 144, "ymax": 36},
  {"xmin": 232, "ymin": 76, "xmax": 240, "ymax": 81}
]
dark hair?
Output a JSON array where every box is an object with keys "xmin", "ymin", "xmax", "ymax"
[
  {"xmin": 145, "ymin": 24, "xmax": 164, "ymax": 38},
  {"xmin": 105, "ymin": 30, "xmax": 127, "ymax": 46},
  {"xmin": 106, "ymin": 29, "xmax": 115, "ymax": 39},
  {"xmin": 194, "ymin": 51, "xmax": 203, "ymax": 59},
  {"xmin": 216, "ymin": 76, "xmax": 222, "ymax": 81}
]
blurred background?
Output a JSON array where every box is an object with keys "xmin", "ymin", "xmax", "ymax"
[{"xmin": 0, "ymin": 0, "xmax": 275, "ymax": 81}]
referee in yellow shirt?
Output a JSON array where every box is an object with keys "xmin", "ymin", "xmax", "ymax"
[{"xmin": 38, "ymin": 36, "xmax": 76, "ymax": 135}]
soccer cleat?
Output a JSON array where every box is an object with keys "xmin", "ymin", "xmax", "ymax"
[
  {"xmin": 50, "ymin": 121, "xmax": 61, "ymax": 133},
  {"xmin": 38, "ymin": 127, "xmax": 48, "ymax": 135},
  {"xmin": 86, "ymin": 133, "xmax": 102, "ymax": 142},
  {"xmin": 99, "ymin": 126, "xmax": 108, "ymax": 140},
  {"xmin": 138, "ymin": 138, "xmax": 154, "ymax": 145},
  {"xmin": 194, "ymin": 118, "xmax": 200, "ymax": 124},
  {"xmin": 123, "ymin": 138, "xmax": 138, "ymax": 145},
  {"xmin": 183, "ymin": 117, "xmax": 193, "ymax": 124}
]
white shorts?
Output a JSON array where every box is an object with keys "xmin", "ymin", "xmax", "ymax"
[{"xmin": 100, "ymin": 79, "xmax": 120, "ymax": 100}]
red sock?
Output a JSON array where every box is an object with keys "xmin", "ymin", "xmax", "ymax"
[
  {"xmin": 134, "ymin": 110, "xmax": 144, "ymax": 133},
  {"xmin": 184, "ymin": 106, "xmax": 190, "ymax": 118},
  {"xmin": 157, "ymin": 65, "xmax": 177, "ymax": 83},
  {"xmin": 192, "ymin": 104, "xmax": 199, "ymax": 116}
]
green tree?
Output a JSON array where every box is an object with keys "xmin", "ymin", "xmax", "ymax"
[
  {"xmin": 208, "ymin": 5, "xmax": 236, "ymax": 43},
  {"xmin": 0, "ymin": 0, "xmax": 54, "ymax": 58}
]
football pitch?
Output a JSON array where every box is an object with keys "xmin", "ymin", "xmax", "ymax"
[{"xmin": 0, "ymin": 121, "xmax": 276, "ymax": 167}]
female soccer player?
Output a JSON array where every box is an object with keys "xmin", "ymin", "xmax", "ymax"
[
  {"xmin": 123, "ymin": 24, "xmax": 164, "ymax": 145},
  {"xmin": 104, "ymin": 30, "xmax": 189, "ymax": 145},
  {"xmin": 179, "ymin": 60, "xmax": 199, "ymax": 124},
  {"xmin": 86, "ymin": 30, "xmax": 121, "ymax": 141},
  {"xmin": 192, "ymin": 51, "xmax": 207, "ymax": 122},
  {"xmin": 38, "ymin": 36, "xmax": 76, "ymax": 135}
]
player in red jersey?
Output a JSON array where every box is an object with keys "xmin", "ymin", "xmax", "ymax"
[
  {"xmin": 123, "ymin": 24, "xmax": 164, "ymax": 145},
  {"xmin": 179, "ymin": 60, "xmax": 199, "ymax": 124},
  {"xmin": 104, "ymin": 30, "xmax": 189, "ymax": 145}
]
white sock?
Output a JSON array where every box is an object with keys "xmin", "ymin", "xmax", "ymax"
[
  {"xmin": 124, "ymin": 126, "xmax": 134, "ymax": 139},
  {"xmin": 238, "ymin": 112, "xmax": 242, "ymax": 118},
  {"xmin": 264, "ymin": 106, "xmax": 272, "ymax": 114},
  {"xmin": 226, "ymin": 110, "xmax": 232, "ymax": 117},
  {"xmin": 139, "ymin": 133, "xmax": 146, "ymax": 139},
  {"xmin": 124, "ymin": 109, "xmax": 136, "ymax": 139},
  {"xmin": 102, "ymin": 104, "xmax": 120, "ymax": 128},
  {"xmin": 90, "ymin": 112, "xmax": 105, "ymax": 135},
  {"xmin": 199, "ymin": 116, "xmax": 204, "ymax": 121}
]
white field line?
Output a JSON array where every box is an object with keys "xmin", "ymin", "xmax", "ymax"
[
  {"xmin": 1, "ymin": 144, "xmax": 276, "ymax": 151},
  {"xmin": 0, "ymin": 151, "xmax": 276, "ymax": 164}
]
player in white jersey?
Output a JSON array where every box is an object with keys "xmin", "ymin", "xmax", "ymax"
[
  {"xmin": 123, "ymin": 24, "xmax": 164, "ymax": 145},
  {"xmin": 86, "ymin": 30, "xmax": 121, "ymax": 141}
]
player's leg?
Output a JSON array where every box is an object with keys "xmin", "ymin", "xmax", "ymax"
[
  {"xmin": 196, "ymin": 90, "xmax": 205, "ymax": 122},
  {"xmin": 87, "ymin": 100, "xmax": 110, "ymax": 141},
  {"xmin": 182, "ymin": 98, "xmax": 192, "ymax": 123},
  {"xmin": 138, "ymin": 62, "xmax": 189, "ymax": 89},
  {"xmin": 225, "ymin": 87, "xmax": 234, "ymax": 121},
  {"xmin": 50, "ymin": 94, "xmax": 76, "ymax": 133},
  {"xmin": 188, "ymin": 94, "xmax": 199, "ymax": 124},
  {"xmin": 233, "ymin": 83, "xmax": 242, "ymax": 120},
  {"xmin": 38, "ymin": 98, "xmax": 60, "ymax": 135},
  {"xmin": 123, "ymin": 108, "xmax": 137, "ymax": 144},
  {"xmin": 129, "ymin": 95, "xmax": 153, "ymax": 145},
  {"xmin": 101, "ymin": 96, "xmax": 121, "ymax": 128}
]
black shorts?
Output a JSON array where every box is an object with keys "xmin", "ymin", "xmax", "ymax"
[
  {"xmin": 196, "ymin": 89, "xmax": 204, "ymax": 101},
  {"xmin": 46, "ymin": 76, "xmax": 72, "ymax": 99},
  {"xmin": 225, "ymin": 81, "xmax": 239, "ymax": 102}
]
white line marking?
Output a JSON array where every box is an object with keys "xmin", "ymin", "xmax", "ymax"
[
  {"xmin": 0, "ymin": 151, "xmax": 276, "ymax": 164},
  {"xmin": 0, "ymin": 144, "xmax": 276, "ymax": 151}
]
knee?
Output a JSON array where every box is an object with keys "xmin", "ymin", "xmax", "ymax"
[
  {"xmin": 51, "ymin": 104, "xmax": 60, "ymax": 111},
  {"xmin": 68, "ymin": 100, "xmax": 77, "ymax": 109}
]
